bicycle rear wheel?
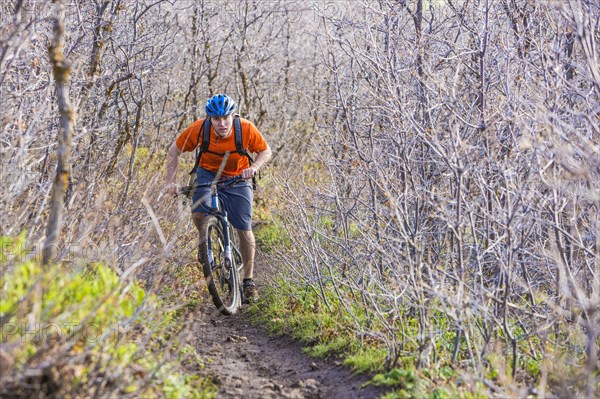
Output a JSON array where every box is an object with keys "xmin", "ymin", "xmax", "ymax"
[{"xmin": 199, "ymin": 215, "xmax": 240, "ymax": 315}]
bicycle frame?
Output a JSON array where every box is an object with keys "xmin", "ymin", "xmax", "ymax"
[{"xmin": 204, "ymin": 179, "xmax": 245, "ymax": 301}]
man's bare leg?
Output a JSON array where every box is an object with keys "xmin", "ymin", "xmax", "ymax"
[
  {"xmin": 237, "ymin": 229, "xmax": 256, "ymax": 280},
  {"xmin": 193, "ymin": 213, "xmax": 205, "ymax": 263},
  {"xmin": 192, "ymin": 212, "xmax": 204, "ymax": 232}
]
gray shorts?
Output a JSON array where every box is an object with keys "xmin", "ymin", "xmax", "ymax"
[{"xmin": 191, "ymin": 168, "xmax": 253, "ymax": 231}]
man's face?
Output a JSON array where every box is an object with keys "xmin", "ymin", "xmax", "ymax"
[{"xmin": 211, "ymin": 115, "xmax": 233, "ymax": 137}]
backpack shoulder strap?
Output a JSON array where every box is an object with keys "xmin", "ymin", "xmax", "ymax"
[
  {"xmin": 233, "ymin": 115, "xmax": 243, "ymax": 154},
  {"xmin": 189, "ymin": 118, "xmax": 212, "ymax": 175},
  {"xmin": 201, "ymin": 117, "xmax": 211, "ymax": 152},
  {"xmin": 233, "ymin": 114, "xmax": 258, "ymax": 189},
  {"xmin": 233, "ymin": 115, "xmax": 254, "ymax": 164}
]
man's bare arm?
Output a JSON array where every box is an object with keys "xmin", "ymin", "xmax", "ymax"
[
  {"xmin": 165, "ymin": 142, "xmax": 182, "ymax": 194},
  {"xmin": 242, "ymin": 145, "xmax": 272, "ymax": 179}
]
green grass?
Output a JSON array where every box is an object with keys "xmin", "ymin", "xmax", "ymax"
[
  {"xmin": 303, "ymin": 336, "xmax": 352, "ymax": 357},
  {"xmin": 343, "ymin": 347, "xmax": 388, "ymax": 373},
  {"xmin": 254, "ymin": 217, "xmax": 290, "ymax": 253}
]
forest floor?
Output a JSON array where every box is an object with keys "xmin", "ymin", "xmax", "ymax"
[{"xmin": 187, "ymin": 254, "xmax": 389, "ymax": 399}]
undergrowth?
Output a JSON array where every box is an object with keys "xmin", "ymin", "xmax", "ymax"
[
  {"xmin": 0, "ymin": 233, "xmax": 217, "ymax": 398},
  {"xmin": 247, "ymin": 275, "xmax": 572, "ymax": 399},
  {"xmin": 249, "ymin": 199, "xmax": 598, "ymax": 399}
]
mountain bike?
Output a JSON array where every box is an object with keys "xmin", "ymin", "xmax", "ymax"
[{"xmin": 182, "ymin": 177, "xmax": 247, "ymax": 315}]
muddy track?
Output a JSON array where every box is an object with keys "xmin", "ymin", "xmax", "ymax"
[{"xmin": 191, "ymin": 301, "xmax": 387, "ymax": 399}]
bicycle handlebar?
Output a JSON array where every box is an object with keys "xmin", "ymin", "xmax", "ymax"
[{"xmin": 178, "ymin": 176, "xmax": 249, "ymax": 197}]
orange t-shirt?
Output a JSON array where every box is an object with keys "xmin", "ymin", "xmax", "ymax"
[{"xmin": 175, "ymin": 117, "xmax": 268, "ymax": 177}]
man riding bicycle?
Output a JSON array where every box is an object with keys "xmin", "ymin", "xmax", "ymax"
[{"xmin": 165, "ymin": 94, "xmax": 272, "ymax": 302}]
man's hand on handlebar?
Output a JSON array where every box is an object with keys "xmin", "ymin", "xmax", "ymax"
[
  {"xmin": 166, "ymin": 182, "xmax": 179, "ymax": 197},
  {"xmin": 241, "ymin": 166, "xmax": 257, "ymax": 180}
]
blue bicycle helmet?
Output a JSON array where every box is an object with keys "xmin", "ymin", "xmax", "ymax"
[{"xmin": 205, "ymin": 94, "xmax": 237, "ymax": 117}]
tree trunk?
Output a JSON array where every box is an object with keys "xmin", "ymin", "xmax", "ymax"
[{"xmin": 43, "ymin": 3, "xmax": 75, "ymax": 266}]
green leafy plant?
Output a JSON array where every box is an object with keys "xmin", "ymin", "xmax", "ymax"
[{"xmin": 0, "ymin": 234, "xmax": 217, "ymax": 398}]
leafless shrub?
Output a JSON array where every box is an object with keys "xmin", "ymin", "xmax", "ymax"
[{"xmin": 266, "ymin": 0, "xmax": 599, "ymax": 396}]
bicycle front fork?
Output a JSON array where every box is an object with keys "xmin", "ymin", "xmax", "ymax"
[
  {"xmin": 206, "ymin": 213, "xmax": 233, "ymax": 268},
  {"xmin": 222, "ymin": 211, "xmax": 233, "ymax": 263}
]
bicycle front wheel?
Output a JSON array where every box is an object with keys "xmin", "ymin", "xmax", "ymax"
[{"xmin": 199, "ymin": 215, "xmax": 240, "ymax": 315}]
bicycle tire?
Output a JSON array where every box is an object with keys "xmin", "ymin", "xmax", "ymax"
[
  {"xmin": 229, "ymin": 225, "xmax": 245, "ymax": 303},
  {"xmin": 199, "ymin": 215, "xmax": 240, "ymax": 315}
]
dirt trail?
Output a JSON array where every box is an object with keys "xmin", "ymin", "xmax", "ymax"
[{"xmin": 191, "ymin": 302, "xmax": 387, "ymax": 399}]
